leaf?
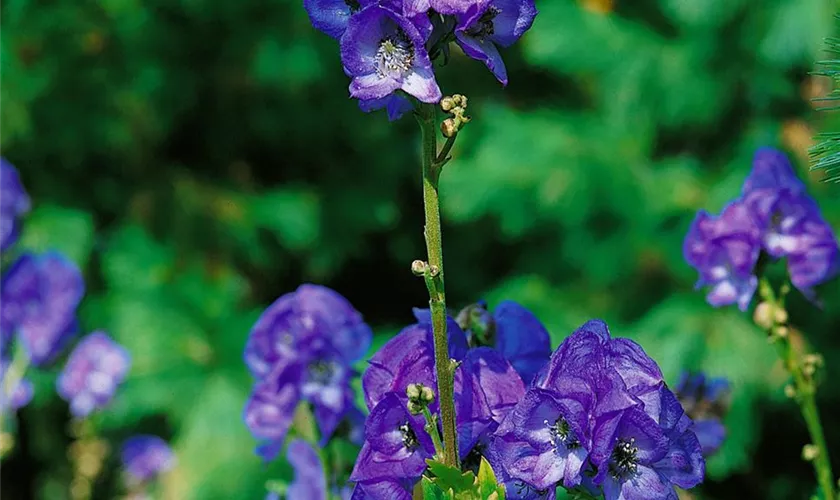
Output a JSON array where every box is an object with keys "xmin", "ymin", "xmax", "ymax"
[
  {"xmin": 426, "ymin": 459, "xmax": 476, "ymax": 495},
  {"xmin": 476, "ymin": 457, "xmax": 506, "ymax": 500},
  {"xmin": 247, "ymin": 187, "xmax": 321, "ymax": 251},
  {"xmin": 421, "ymin": 476, "xmax": 450, "ymax": 500},
  {"xmin": 100, "ymin": 224, "xmax": 175, "ymax": 293},
  {"xmin": 17, "ymin": 204, "xmax": 94, "ymax": 267}
]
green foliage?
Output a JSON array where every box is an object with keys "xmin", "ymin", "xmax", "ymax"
[
  {"xmin": 422, "ymin": 458, "xmax": 505, "ymax": 500},
  {"xmin": 810, "ymin": 14, "xmax": 840, "ymax": 182}
]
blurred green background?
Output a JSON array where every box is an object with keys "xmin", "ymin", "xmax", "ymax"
[{"xmin": 2, "ymin": 0, "xmax": 840, "ymax": 498}]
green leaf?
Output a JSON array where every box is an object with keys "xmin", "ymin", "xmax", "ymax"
[
  {"xmin": 100, "ymin": 224, "xmax": 175, "ymax": 293},
  {"xmin": 476, "ymin": 457, "xmax": 506, "ymax": 500},
  {"xmin": 17, "ymin": 204, "xmax": 94, "ymax": 267},
  {"xmin": 247, "ymin": 187, "xmax": 321, "ymax": 251},
  {"xmin": 421, "ymin": 476, "xmax": 450, "ymax": 500},
  {"xmin": 426, "ymin": 459, "xmax": 476, "ymax": 493}
]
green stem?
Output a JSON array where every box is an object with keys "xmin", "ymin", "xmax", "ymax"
[
  {"xmin": 760, "ymin": 279, "xmax": 836, "ymax": 500},
  {"xmin": 421, "ymin": 406, "xmax": 445, "ymax": 459},
  {"xmin": 416, "ymin": 103, "xmax": 458, "ymax": 468}
]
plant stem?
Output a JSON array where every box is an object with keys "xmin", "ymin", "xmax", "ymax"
[
  {"xmin": 421, "ymin": 406, "xmax": 445, "ymax": 459},
  {"xmin": 759, "ymin": 279, "xmax": 836, "ymax": 500},
  {"xmin": 416, "ymin": 102, "xmax": 458, "ymax": 468}
]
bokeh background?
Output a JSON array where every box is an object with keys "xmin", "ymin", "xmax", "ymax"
[{"xmin": 2, "ymin": 0, "xmax": 840, "ymax": 498}]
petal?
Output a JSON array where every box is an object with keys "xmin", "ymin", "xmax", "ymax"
[
  {"xmin": 350, "ymin": 74, "xmax": 403, "ymax": 101},
  {"xmin": 603, "ymin": 465, "xmax": 678, "ymax": 500},
  {"xmin": 454, "ymin": 33, "xmax": 508, "ymax": 85},
  {"xmin": 304, "ymin": 0, "xmax": 354, "ymax": 39},
  {"xmin": 492, "ymin": 301, "xmax": 551, "ymax": 384},
  {"xmin": 400, "ymin": 66, "xmax": 442, "ymax": 103},
  {"xmin": 287, "ymin": 439, "xmax": 328, "ymax": 500},
  {"xmin": 489, "ymin": 0, "xmax": 538, "ymax": 47}
]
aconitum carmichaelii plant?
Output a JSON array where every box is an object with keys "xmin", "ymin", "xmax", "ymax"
[
  {"xmin": 0, "ymin": 251, "xmax": 85, "ymax": 365},
  {"xmin": 120, "ymin": 435, "xmax": 176, "ymax": 486},
  {"xmin": 684, "ymin": 148, "xmax": 840, "ymax": 309},
  {"xmin": 303, "ymin": 0, "xmax": 537, "ymax": 120},
  {"xmin": 350, "ymin": 313, "xmax": 526, "ymax": 498},
  {"xmin": 490, "ymin": 320, "xmax": 705, "ymax": 500},
  {"xmin": 243, "ymin": 284, "xmax": 373, "ymax": 461},
  {"xmin": 674, "ymin": 372, "xmax": 730, "ymax": 457},
  {"xmin": 57, "ymin": 331, "xmax": 131, "ymax": 418},
  {"xmin": 0, "ymin": 158, "xmax": 30, "ymax": 253}
]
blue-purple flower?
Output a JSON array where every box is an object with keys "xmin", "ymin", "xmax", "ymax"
[
  {"xmin": 685, "ymin": 147, "xmax": 839, "ymax": 308},
  {"xmin": 340, "ymin": 5, "xmax": 442, "ymax": 104},
  {"xmin": 454, "ymin": 0, "xmax": 537, "ymax": 85},
  {"xmin": 490, "ymin": 319, "xmax": 704, "ymax": 499},
  {"xmin": 304, "ymin": 0, "xmax": 364, "ymax": 39},
  {"xmin": 56, "ymin": 331, "xmax": 131, "ymax": 417},
  {"xmin": 352, "ymin": 312, "xmax": 525, "ymax": 497},
  {"xmin": 674, "ymin": 372, "xmax": 729, "ymax": 457},
  {"xmin": 0, "ymin": 158, "xmax": 30, "ymax": 253},
  {"xmin": 683, "ymin": 201, "xmax": 762, "ymax": 311},
  {"xmin": 0, "ymin": 358, "xmax": 33, "ymax": 411},
  {"xmin": 120, "ymin": 435, "xmax": 176, "ymax": 485},
  {"xmin": 1, "ymin": 252, "xmax": 85, "ymax": 365},
  {"xmin": 243, "ymin": 284, "xmax": 372, "ymax": 460}
]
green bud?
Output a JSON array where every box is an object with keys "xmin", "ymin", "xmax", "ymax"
[{"xmin": 411, "ymin": 260, "xmax": 427, "ymax": 276}]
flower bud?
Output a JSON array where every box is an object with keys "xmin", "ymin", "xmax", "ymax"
[
  {"xmin": 802, "ymin": 444, "xmax": 819, "ymax": 461},
  {"xmin": 753, "ymin": 302, "xmax": 774, "ymax": 329},
  {"xmin": 411, "ymin": 260, "xmax": 426, "ymax": 276},
  {"xmin": 784, "ymin": 384, "xmax": 796, "ymax": 398},
  {"xmin": 773, "ymin": 307, "xmax": 788, "ymax": 325},
  {"xmin": 440, "ymin": 97, "xmax": 456, "ymax": 112},
  {"xmin": 406, "ymin": 383, "xmax": 421, "ymax": 400},
  {"xmin": 420, "ymin": 385, "xmax": 435, "ymax": 404},
  {"xmin": 441, "ymin": 118, "xmax": 457, "ymax": 138}
]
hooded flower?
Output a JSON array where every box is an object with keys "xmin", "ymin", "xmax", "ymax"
[
  {"xmin": 340, "ymin": 5, "xmax": 442, "ymax": 103},
  {"xmin": 683, "ymin": 200, "xmax": 762, "ymax": 311},
  {"xmin": 120, "ymin": 435, "xmax": 176, "ymax": 485},
  {"xmin": 0, "ymin": 358, "xmax": 34, "ymax": 411},
  {"xmin": 674, "ymin": 372, "xmax": 729, "ymax": 457},
  {"xmin": 454, "ymin": 0, "xmax": 537, "ymax": 85},
  {"xmin": 1, "ymin": 252, "xmax": 85, "ymax": 365},
  {"xmin": 358, "ymin": 94, "xmax": 415, "ymax": 121},
  {"xmin": 482, "ymin": 442, "xmax": 558, "ymax": 500},
  {"xmin": 491, "ymin": 384, "xmax": 592, "ymax": 490},
  {"xmin": 243, "ymin": 284, "xmax": 371, "ymax": 459},
  {"xmin": 56, "ymin": 331, "xmax": 131, "ymax": 418},
  {"xmin": 592, "ymin": 386, "xmax": 704, "ymax": 500},
  {"xmin": 0, "ymin": 158, "xmax": 30, "ymax": 253},
  {"xmin": 350, "ymin": 393, "xmax": 435, "ymax": 486}
]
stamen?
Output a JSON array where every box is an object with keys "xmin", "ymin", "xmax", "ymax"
[
  {"xmin": 609, "ymin": 437, "xmax": 640, "ymax": 479},
  {"xmin": 375, "ymin": 34, "xmax": 414, "ymax": 78},
  {"xmin": 465, "ymin": 6, "xmax": 500, "ymax": 39},
  {"xmin": 308, "ymin": 360, "xmax": 337, "ymax": 385},
  {"xmin": 544, "ymin": 416, "xmax": 580, "ymax": 450},
  {"xmin": 399, "ymin": 422, "xmax": 419, "ymax": 449},
  {"xmin": 344, "ymin": 0, "xmax": 361, "ymax": 12}
]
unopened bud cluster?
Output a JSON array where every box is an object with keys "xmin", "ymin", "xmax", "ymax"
[
  {"xmin": 410, "ymin": 259, "xmax": 440, "ymax": 278},
  {"xmin": 440, "ymin": 94, "xmax": 471, "ymax": 138},
  {"xmin": 406, "ymin": 383, "xmax": 435, "ymax": 415}
]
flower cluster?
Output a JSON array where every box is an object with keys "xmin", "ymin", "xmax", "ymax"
[
  {"xmin": 350, "ymin": 301, "xmax": 552, "ymax": 498},
  {"xmin": 684, "ymin": 148, "xmax": 839, "ymax": 310},
  {"xmin": 121, "ymin": 435, "xmax": 176, "ymax": 486},
  {"xmin": 243, "ymin": 284, "xmax": 373, "ymax": 461},
  {"xmin": 265, "ymin": 439, "xmax": 353, "ymax": 500},
  {"xmin": 1, "ymin": 158, "xmax": 30, "ymax": 253},
  {"xmin": 304, "ymin": 0, "xmax": 537, "ymax": 119},
  {"xmin": 489, "ymin": 320, "xmax": 705, "ymax": 500},
  {"xmin": 674, "ymin": 372, "xmax": 730, "ymax": 457},
  {"xmin": 0, "ymin": 158, "xmax": 130, "ymax": 417},
  {"xmin": 57, "ymin": 331, "xmax": 132, "ymax": 418}
]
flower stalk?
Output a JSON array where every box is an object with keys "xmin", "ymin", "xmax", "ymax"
[
  {"xmin": 415, "ymin": 102, "xmax": 458, "ymax": 467},
  {"xmin": 758, "ymin": 278, "xmax": 836, "ymax": 500}
]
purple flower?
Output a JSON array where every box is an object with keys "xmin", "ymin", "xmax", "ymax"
[
  {"xmin": 0, "ymin": 158, "xmax": 30, "ymax": 253},
  {"xmin": 1, "ymin": 252, "xmax": 85, "ymax": 365},
  {"xmin": 286, "ymin": 439, "xmax": 328, "ymax": 500},
  {"xmin": 741, "ymin": 147, "xmax": 806, "ymax": 224},
  {"xmin": 120, "ymin": 435, "xmax": 176, "ymax": 484},
  {"xmin": 492, "ymin": 384, "xmax": 592, "ymax": 490},
  {"xmin": 482, "ymin": 442, "xmax": 557, "ymax": 499},
  {"xmin": 56, "ymin": 331, "xmax": 131, "ymax": 417},
  {"xmin": 591, "ymin": 385, "xmax": 704, "ymax": 500},
  {"xmin": 350, "ymin": 393, "xmax": 435, "ymax": 486},
  {"xmin": 0, "ymin": 358, "xmax": 33, "ymax": 411},
  {"xmin": 350, "ymin": 478, "xmax": 415, "ymax": 499},
  {"xmin": 243, "ymin": 284, "xmax": 371, "ymax": 460},
  {"xmin": 340, "ymin": 5, "xmax": 442, "ymax": 103},
  {"xmin": 244, "ymin": 284, "xmax": 372, "ymax": 379},
  {"xmin": 454, "ymin": 0, "xmax": 537, "ymax": 85},
  {"xmin": 674, "ymin": 372, "xmax": 729, "ymax": 457},
  {"xmin": 683, "ymin": 200, "xmax": 762, "ymax": 311}
]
